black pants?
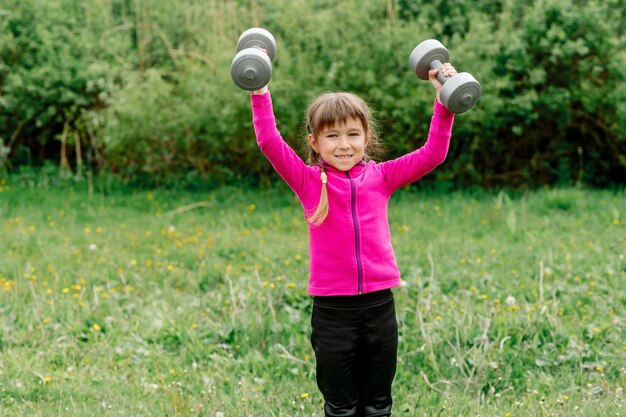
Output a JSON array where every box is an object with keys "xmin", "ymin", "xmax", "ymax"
[{"xmin": 311, "ymin": 289, "xmax": 398, "ymax": 417}]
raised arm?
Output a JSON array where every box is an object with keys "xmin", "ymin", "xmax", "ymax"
[
  {"xmin": 380, "ymin": 100, "xmax": 454, "ymax": 193},
  {"xmin": 251, "ymin": 89, "xmax": 309, "ymax": 196}
]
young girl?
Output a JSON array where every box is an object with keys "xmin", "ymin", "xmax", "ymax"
[{"xmin": 250, "ymin": 63, "xmax": 456, "ymax": 417}]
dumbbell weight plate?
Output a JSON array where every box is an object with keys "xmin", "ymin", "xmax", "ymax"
[
  {"xmin": 231, "ymin": 48, "xmax": 272, "ymax": 91},
  {"xmin": 236, "ymin": 28, "xmax": 277, "ymax": 62},
  {"xmin": 439, "ymin": 72, "xmax": 481, "ymax": 114},
  {"xmin": 408, "ymin": 39, "xmax": 449, "ymax": 80}
]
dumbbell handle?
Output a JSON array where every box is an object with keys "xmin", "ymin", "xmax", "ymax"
[{"xmin": 430, "ymin": 59, "xmax": 451, "ymax": 85}]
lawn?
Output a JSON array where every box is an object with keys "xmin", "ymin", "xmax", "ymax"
[{"xmin": 0, "ymin": 173, "xmax": 624, "ymax": 416}]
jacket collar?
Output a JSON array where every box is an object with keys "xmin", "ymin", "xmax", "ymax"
[{"xmin": 321, "ymin": 160, "xmax": 366, "ymax": 177}]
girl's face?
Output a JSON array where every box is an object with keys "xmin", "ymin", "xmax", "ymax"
[{"xmin": 308, "ymin": 117, "xmax": 370, "ymax": 172}]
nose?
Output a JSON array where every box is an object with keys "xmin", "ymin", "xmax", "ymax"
[{"xmin": 338, "ymin": 136, "xmax": 350, "ymax": 149}]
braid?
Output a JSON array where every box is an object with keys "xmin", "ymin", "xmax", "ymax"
[{"xmin": 307, "ymin": 167, "xmax": 329, "ymax": 227}]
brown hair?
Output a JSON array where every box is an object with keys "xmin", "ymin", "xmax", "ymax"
[{"xmin": 304, "ymin": 92, "xmax": 384, "ymax": 226}]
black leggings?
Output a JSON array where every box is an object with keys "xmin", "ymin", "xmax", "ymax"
[{"xmin": 311, "ymin": 289, "xmax": 398, "ymax": 417}]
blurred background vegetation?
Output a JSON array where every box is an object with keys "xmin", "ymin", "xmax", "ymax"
[{"xmin": 0, "ymin": 0, "xmax": 624, "ymax": 189}]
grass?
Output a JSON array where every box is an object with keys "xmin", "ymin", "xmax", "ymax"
[{"xmin": 0, "ymin": 172, "xmax": 625, "ymax": 416}]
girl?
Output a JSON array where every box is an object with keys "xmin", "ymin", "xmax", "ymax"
[{"xmin": 250, "ymin": 63, "xmax": 456, "ymax": 416}]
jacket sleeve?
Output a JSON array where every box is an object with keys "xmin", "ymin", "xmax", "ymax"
[
  {"xmin": 251, "ymin": 91, "xmax": 309, "ymax": 196},
  {"xmin": 380, "ymin": 99, "xmax": 454, "ymax": 194}
]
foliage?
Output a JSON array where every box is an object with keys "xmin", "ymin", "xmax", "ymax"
[
  {"xmin": 0, "ymin": 178, "xmax": 625, "ymax": 414},
  {"xmin": 0, "ymin": 0, "xmax": 625, "ymax": 187}
]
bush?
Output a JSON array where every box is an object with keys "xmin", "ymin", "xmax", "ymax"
[{"xmin": 1, "ymin": 0, "xmax": 624, "ymax": 188}]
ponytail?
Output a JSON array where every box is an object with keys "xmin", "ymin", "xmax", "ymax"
[{"xmin": 307, "ymin": 168, "xmax": 329, "ymax": 227}]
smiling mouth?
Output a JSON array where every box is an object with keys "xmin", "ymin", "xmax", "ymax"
[{"xmin": 335, "ymin": 154, "xmax": 353, "ymax": 159}]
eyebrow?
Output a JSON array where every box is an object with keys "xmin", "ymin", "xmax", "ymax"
[{"xmin": 323, "ymin": 126, "xmax": 363, "ymax": 133}]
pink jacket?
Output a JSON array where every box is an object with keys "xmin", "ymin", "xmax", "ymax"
[{"xmin": 252, "ymin": 92, "xmax": 454, "ymax": 296}]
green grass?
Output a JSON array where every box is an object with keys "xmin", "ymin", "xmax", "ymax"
[{"xmin": 0, "ymin": 173, "xmax": 625, "ymax": 416}]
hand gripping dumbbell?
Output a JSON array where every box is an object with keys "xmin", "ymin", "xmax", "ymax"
[
  {"xmin": 409, "ymin": 39, "xmax": 481, "ymax": 113},
  {"xmin": 230, "ymin": 28, "xmax": 277, "ymax": 91}
]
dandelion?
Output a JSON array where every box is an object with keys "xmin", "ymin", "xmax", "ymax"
[
  {"xmin": 92, "ymin": 323, "xmax": 101, "ymax": 331},
  {"xmin": 300, "ymin": 393, "xmax": 309, "ymax": 399},
  {"xmin": 506, "ymin": 296, "xmax": 516, "ymax": 306},
  {"xmin": 595, "ymin": 366, "xmax": 604, "ymax": 373}
]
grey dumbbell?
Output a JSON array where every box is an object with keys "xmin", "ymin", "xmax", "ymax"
[
  {"xmin": 409, "ymin": 39, "xmax": 481, "ymax": 113},
  {"xmin": 231, "ymin": 28, "xmax": 277, "ymax": 91}
]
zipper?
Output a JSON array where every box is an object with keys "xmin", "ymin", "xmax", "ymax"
[{"xmin": 346, "ymin": 171, "xmax": 363, "ymax": 295}]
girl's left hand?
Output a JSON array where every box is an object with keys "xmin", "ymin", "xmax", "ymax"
[{"xmin": 429, "ymin": 63, "xmax": 457, "ymax": 103}]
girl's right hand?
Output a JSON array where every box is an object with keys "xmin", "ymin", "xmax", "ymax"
[{"xmin": 253, "ymin": 48, "xmax": 269, "ymax": 95}]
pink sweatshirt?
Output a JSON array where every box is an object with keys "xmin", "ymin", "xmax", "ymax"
[{"xmin": 252, "ymin": 91, "xmax": 454, "ymax": 296}]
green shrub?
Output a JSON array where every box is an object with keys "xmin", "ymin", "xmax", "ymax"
[{"xmin": 1, "ymin": 0, "xmax": 624, "ymax": 187}]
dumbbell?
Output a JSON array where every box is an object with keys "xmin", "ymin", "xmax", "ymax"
[
  {"xmin": 409, "ymin": 39, "xmax": 481, "ymax": 113},
  {"xmin": 231, "ymin": 28, "xmax": 277, "ymax": 91}
]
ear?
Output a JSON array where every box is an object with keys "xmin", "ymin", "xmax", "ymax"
[
  {"xmin": 308, "ymin": 133, "xmax": 320, "ymax": 153},
  {"xmin": 365, "ymin": 131, "xmax": 372, "ymax": 147}
]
